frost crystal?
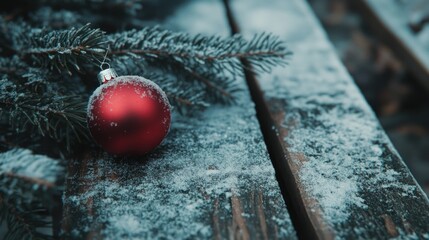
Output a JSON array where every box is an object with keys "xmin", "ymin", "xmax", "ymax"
[{"xmin": 0, "ymin": 148, "xmax": 63, "ymax": 183}]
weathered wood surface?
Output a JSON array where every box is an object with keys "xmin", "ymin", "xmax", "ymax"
[
  {"xmin": 355, "ymin": 0, "xmax": 429, "ymax": 91},
  {"xmin": 229, "ymin": 0, "xmax": 429, "ymax": 239},
  {"xmin": 62, "ymin": 1, "xmax": 296, "ymax": 239}
]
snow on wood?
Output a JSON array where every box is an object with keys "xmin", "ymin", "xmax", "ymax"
[
  {"xmin": 231, "ymin": 0, "xmax": 429, "ymax": 238},
  {"xmin": 372, "ymin": 0, "xmax": 429, "ymax": 51},
  {"xmin": 62, "ymin": 1, "xmax": 296, "ymax": 239},
  {"xmin": 358, "ymin": 0, "xmax": 429, "ymax": 90}
]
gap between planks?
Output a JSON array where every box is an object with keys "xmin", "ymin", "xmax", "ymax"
[
  {"xmin": 221, "ymin": 0, "xmax": 325, "ymax": 239},
  {"xmin": 222, "ymin": 0, "xmax": 429, "ymax": 239},
  {"xmin": 61, "ymin": 1, "xmax": 297, "ymax": 238}
]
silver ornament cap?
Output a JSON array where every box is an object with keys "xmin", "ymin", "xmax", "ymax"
[{"xmin": 98, "ymin": 68, "xmax": 118, "ymax": 84}]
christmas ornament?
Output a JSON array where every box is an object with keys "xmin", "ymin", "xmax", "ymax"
[{"xmin": 87, "ymin": 67, "xmax": 171, "ymax": 155}]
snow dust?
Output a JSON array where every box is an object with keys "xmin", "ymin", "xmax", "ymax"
[
  {"xmin": 231, "ymin": 0, "xmax": 423, "ymax": 234},
  {"xmin": 66, "ymin": 0, "xmax": 296, "ymax": 239},
  {"xmin": 0, "ymin": 148, "xmax": 63, "ymax": 183}
]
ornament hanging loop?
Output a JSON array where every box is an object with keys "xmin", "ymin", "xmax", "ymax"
[
  {"xmin": 97, "ymin": 49, "xmax": 118, "ymax": 84},
  {"xmin": 100, "ymin": 62, "xmax": 110, "ymax": 70},
  {"xmin": 98, "ymin": 68, "xmax": 118, "ymax": 84}
]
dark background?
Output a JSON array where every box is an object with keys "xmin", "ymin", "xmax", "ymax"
[{"xmin": 308, "ymin": 0, "xmax": 429, "ymax": 195}]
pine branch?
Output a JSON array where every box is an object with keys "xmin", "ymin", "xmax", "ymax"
[
  {"xmin": 5, "ymin": 24, "xmax": 289, "ymax": 108},
  {"xmin": 0, "ymin": 148, "xmax": 64, "ymax": 178},
  {"xmin": 0, "ymin": 17, "xmax": 30, "ymax": 57},
  {"xmin": 111, "ymin": 58, "xmax": 209, "ymax": 112},
  {"xmin": 0, "ymin": 56, "xmax": 50, "ymax": 89},
  {"xmin": 0, "ymin": 56, "xmax": 27, "ymax": 77},
  {"xmin": 108, "ymin": 27, "xmax": 290, "ymax": 74},
  {"xmin": 152, "ymin": 59, "xmax": 241, "ymax": 104},
  {"xmin": 18, "ymin": 24, "xmax": 107, "ymax": 74},
  {"xmin": 112, "ymin": 52, "xmax": 238, "ymax": 104},
  {"xmin": 1, "ymin": 57, "xmax": 88, "ymax": 96},
  {"xmin": 3, "ymin": 172, "xmax": 56, "ymax": 189},
  {"xmin": 108, "ymin": 27, "xmax": 289, "ymax": 103},
  {"xmin": 0, "ymin": 148, "xmax": 64, "ymax": 204},
  {"xmin": 0, "ymin": 148, "xmax": 63, "ymax": 240},
  {"xmin": 0, "ymin": 198, "xmax": 34, "ymax": 240},
  {"xmin": 145, "ymin": 73, "xmax": 209, "ymax": 114},
  {"xmin": 0, "ymin": 23, "xmax": 290, "ymax": 146},
  {"xmin": 1, "ymin": 197, "xmax": 53, "ymax": 240},
  {"xmin": 0, "ymin": 3, "xmax": 294, "ymax": 238},
  {"xmin": 0, "ymin": 78, "xmax": 90, "ymax": 149}
]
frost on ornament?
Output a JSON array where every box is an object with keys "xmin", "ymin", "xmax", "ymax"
[
  {"xmin": 87, "ymin": 76, "xmax": 170, "ymax": 121},
  {"xmin": 87, "ymin": 75, "xmax": 171, "ymax": 155}
]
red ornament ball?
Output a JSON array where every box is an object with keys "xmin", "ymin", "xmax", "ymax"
[{"xmin": 87, "ymin": 75, "xmax": 171, "ymax": 155}]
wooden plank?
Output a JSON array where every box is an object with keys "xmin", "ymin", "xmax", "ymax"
[
  {"xmin": 228, "ymin": 0, "xmax": 429, "ymax": 239},
  {"xmin": 354, "ymin": 0, "xmax": 429, "ymax": 91},
  {"xmin": 61, "ymin": 1, "xmax": 297, "ymax": 239}
]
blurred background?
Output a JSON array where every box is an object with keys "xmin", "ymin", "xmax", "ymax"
[{"xmin": 307, "ymin": 0, "xmax": 429, "ymax": 195}]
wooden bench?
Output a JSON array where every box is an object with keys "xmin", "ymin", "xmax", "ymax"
[
  {"xmin": 355, "ymin": 0, "xmax": 429, "ymax": 91},
  {"xmin": 62, "ymin": 0, "xmax": 429, "ymax": 239},
  {"xmin": 62, "ymin": 1, "xmax": 296, "ymax": 239}
]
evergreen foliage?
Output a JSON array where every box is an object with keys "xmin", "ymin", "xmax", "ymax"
[
  {"xmin": 0, "ymin": 149, "xmax": 64, "ymax": 239},
  {"xmin": 0, "ymin": 1, "xmax": 290, "ymax": 238},
  {"xmin": 1, "ymin": 22, "xmax": 289, "ymax": 149}
]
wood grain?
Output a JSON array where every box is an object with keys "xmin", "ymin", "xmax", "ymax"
[
  {"xmin": 61, "ymin": 1, "xmax": 296, "ymax": 239},
  {"xmin": 229, "ymin": 0, "xmax": 429, "ymax": 239}
]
